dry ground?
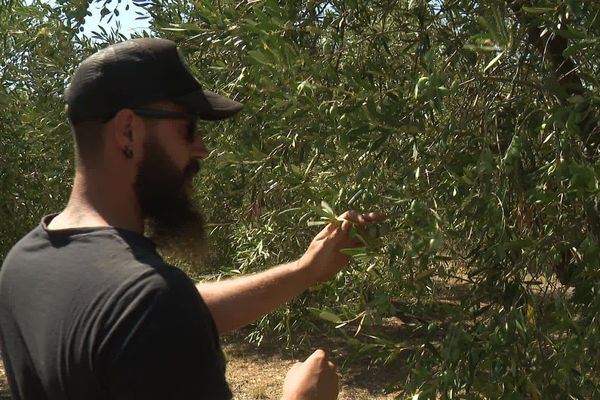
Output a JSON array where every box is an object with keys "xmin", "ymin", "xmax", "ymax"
[{"xmin": 222, "ymin": 332, "xmax": 403, "ymax": 400}]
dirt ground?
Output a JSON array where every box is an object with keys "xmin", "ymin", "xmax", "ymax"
[
  {"xmin": 0, "ymin": 333, "xmax": 402, "ymax": 400},
  {"xmin": 221, "ymin": 332, "xmax": 403, "ymax": 400}
]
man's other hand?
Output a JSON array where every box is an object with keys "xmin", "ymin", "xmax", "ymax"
[
  {"xmin": 282, "ymin": 349, "xmax": 339, "ymax": 400},
  {"xmin": 299, "ymin": 211, "xmax": 386, "ymax": 283}
]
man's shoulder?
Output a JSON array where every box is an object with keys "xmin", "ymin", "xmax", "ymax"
[
  {"xmin": 0, "ymin": 223, "xmax": 47, "ymax": 282},
  {"xmin": 0, "ymin": 220, "xmax": 194, "ymax": 302},
  {"xmin": 2, "ymin": 222, "xmax": 43, "ymax": 259}
]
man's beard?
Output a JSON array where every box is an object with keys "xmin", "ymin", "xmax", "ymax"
[{"xmin": 134, "ymin": 134, "xmax": 208, "ymax": 269}]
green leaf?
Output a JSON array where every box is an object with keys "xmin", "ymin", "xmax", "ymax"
[
  {"xmin": 563, "ymin": 42, "xmax": 589, "ymax": 57},
  {"xmin": 160, "ymin": 27, "xmax": 188, "ymax": 32},
  {"xmin": 502, "ymin": 134, "xmax": 522, "ymax": 170},
  {"xmin": 0, "ymin": 91, "xmax": 9, "ymax": 107},
  {"xmin": 348, "ymin": 189, "xmax": 363, "ymax": 205},
  {"xmin": 556, "ymin": 28, "xmax": 587, "ymax": 40},
  {"xmin": 307, "ymin": 220, "xmax": 328, "ymax": 226},
  {"xmin": 521, "ymin": 6, "xmax": 554, "ymax": 14},
  {"xmin": 340, "ymin": 247, "xmax": 368, "ymax": 257},
  {"xmin": 414, "ymin": 76, "xmax": 429, "ymax": 98},
  {"xmin": 307, "ymin": 307, "xmax": 343, "ymax": 324},
  {"xmin": 320, "ymin": 200, "xmax": 336, "ymax": 218},
  {"xmin": 483, "ymin": 51, "xmax": 503, "ymax": 72},
  {"xmin": 415, "ymin": 269, "xmax": 436, "ymax": 281},
  {"xmin": 247, "ymin": 49, "xmax": 272, "ymax": 66}
]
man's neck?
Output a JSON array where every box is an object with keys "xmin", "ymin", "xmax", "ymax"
[{"xmin": 48, "ymin": 172, "xmax": 144, "ymax": 233}]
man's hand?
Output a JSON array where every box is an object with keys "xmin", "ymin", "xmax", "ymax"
[
  {"xmin": 282, "ymin": 349, "xmax": 339, "ymax": 400},
  {"xmin": 299, "ymin": 211, "xmax": 386, "ymax": 283}
]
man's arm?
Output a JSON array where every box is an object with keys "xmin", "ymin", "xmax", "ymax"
[{"xmin": 196, "ymin": 211, "xmax": 384, "ymax": 334}]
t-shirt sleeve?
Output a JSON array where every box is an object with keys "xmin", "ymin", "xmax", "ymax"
[{"xmin": 97, "ymin": 267, "xmax": 232, "ymax": 400}]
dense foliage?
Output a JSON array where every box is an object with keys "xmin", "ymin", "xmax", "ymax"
[
  {"xmin": 0, "ymin": 0, "xmax": 132, "ymax": 255},
  {"xmin": 2, "ymin": 0, "xmax": 600, "ymax": 397}
]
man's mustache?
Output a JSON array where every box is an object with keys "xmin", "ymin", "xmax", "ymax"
[{"xmin": 184, "ymin": 160, "xmax": 200, "ymax": 179}]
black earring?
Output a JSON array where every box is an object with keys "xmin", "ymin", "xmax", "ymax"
[{"xmin": 123, "ymin": 147, "xmax": 133, "ymax": 159}]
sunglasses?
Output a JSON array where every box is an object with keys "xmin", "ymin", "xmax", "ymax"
[{"xmin": 132, "ymin": 108, "xmax": 198, "ymax": 142}]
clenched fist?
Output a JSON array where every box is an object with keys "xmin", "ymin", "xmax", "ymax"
[{"xmin": 282, "ymin": 349, "xmax": 339, "ymax": 400}]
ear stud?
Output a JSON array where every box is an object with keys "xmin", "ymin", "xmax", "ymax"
[{"xmin": 123, "ymin": 147, "xmax": 133, "ymax": 159}]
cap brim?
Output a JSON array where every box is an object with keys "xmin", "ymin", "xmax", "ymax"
[{"xmin": 175, "ymin": 90, "xmax": 243, "ymax": 121}]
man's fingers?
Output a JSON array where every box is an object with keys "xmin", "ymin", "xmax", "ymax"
[
  {"xmin": 338, "ymin": 210, "xmax": 360, "ymax": 225},
  {"xmin": 306, "ymin": 348, "xmax": 327, "ymax": 363},
  {"xmin": 327, "ymin": 360, "xmax": 337, "ymax": 372},
  {"xmin": 339, "ymin": 210, "xmax": 386, "ymax": 226},
  {"xmin": 350, "ymin": 238, "xmax": 363, "ymax": 247},
  {"xmin": 331, "ymin": 210, "xmax": 386, "ymax": 244},
  {"xmin": 315, "ymin": 223, "xmax": 338, "ymax": 240},
  {"xmin": 304, "ymin": 349, "xmax": 339, "ymax": 374},
  {"xmin": 336, "ymin": 211, "xmax": 387, "ymax": 249},
  {"xmin": 341, "ymin": 219, "xmax": 352, "ymax": 232},
  {"xmin": 314, "ymin": 211, "xmax": 387, "ymax": 244},
  {"xmin": 363, "ymin": 211, "xmax": 387, "ymax": 222}
]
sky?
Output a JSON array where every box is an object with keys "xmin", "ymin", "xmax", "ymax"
[
  {"xmin": 82, "ymin": 1, "xmax": 151, "ymax": 38},
  {"xmin": 36, "ymin": 0, "xmax": 151, "ymax": 38}
]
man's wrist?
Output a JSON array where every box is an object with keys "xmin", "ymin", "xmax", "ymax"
[{"xmin": 291, "ymin": 257, "xmax": 320, "ymax": 289}]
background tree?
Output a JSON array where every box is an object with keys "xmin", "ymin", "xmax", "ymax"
[
  {"xmin": 0, "ymin": 0, "xmax": 143, "ymax": 256},
  {"xmin": 148, "ymin": 0, "xmax": 600, "ymax": 397}
]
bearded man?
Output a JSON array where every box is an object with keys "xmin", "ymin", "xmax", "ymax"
[{"xmin": 0, "ymin": 38, "xmax": 384, "ymax": 400}]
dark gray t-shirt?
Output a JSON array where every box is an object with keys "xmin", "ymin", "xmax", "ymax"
[{"xmin": 0, "ymin": 215, "xmax": 231, "ymax": 399}]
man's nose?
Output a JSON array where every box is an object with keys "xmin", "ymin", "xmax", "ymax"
[{"xmin": 191, "ymin": 136, "xmax": 209, "ymax": 160}]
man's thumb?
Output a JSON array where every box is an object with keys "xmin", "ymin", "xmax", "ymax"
[{"xmin": 305, "ymin": 348, "xmax": 327, "ymax": 363}]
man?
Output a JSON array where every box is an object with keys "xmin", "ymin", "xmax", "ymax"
[{"xmin": 0, "ymin": 38, "xmax": 384, "ymax": 399}]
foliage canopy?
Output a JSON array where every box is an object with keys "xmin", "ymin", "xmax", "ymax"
[{"xmin": 2, "ymin": 0, "xmax": 600, "ymax": 397}]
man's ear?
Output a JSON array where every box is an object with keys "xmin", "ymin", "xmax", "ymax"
[
  {"xmin": 112, "ymin": 109, "xmax": 135, "ymax": 144},
  {"xmin": 110, "ymin": 109, "xmax": 137, "ymax": 158}
]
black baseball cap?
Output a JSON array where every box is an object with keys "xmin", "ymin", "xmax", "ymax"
[{"xmin": 64, "ymin": 38, "xmax": 243, "ymax": 124}]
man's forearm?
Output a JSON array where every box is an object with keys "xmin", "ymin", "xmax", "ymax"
[
  {"xmin": 196, "ymin": 211, "xmax": 385, "ymax": 335},
  {"xmin": 196, "ymin": 260, "xmax": 316, "ymax": 334}
]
